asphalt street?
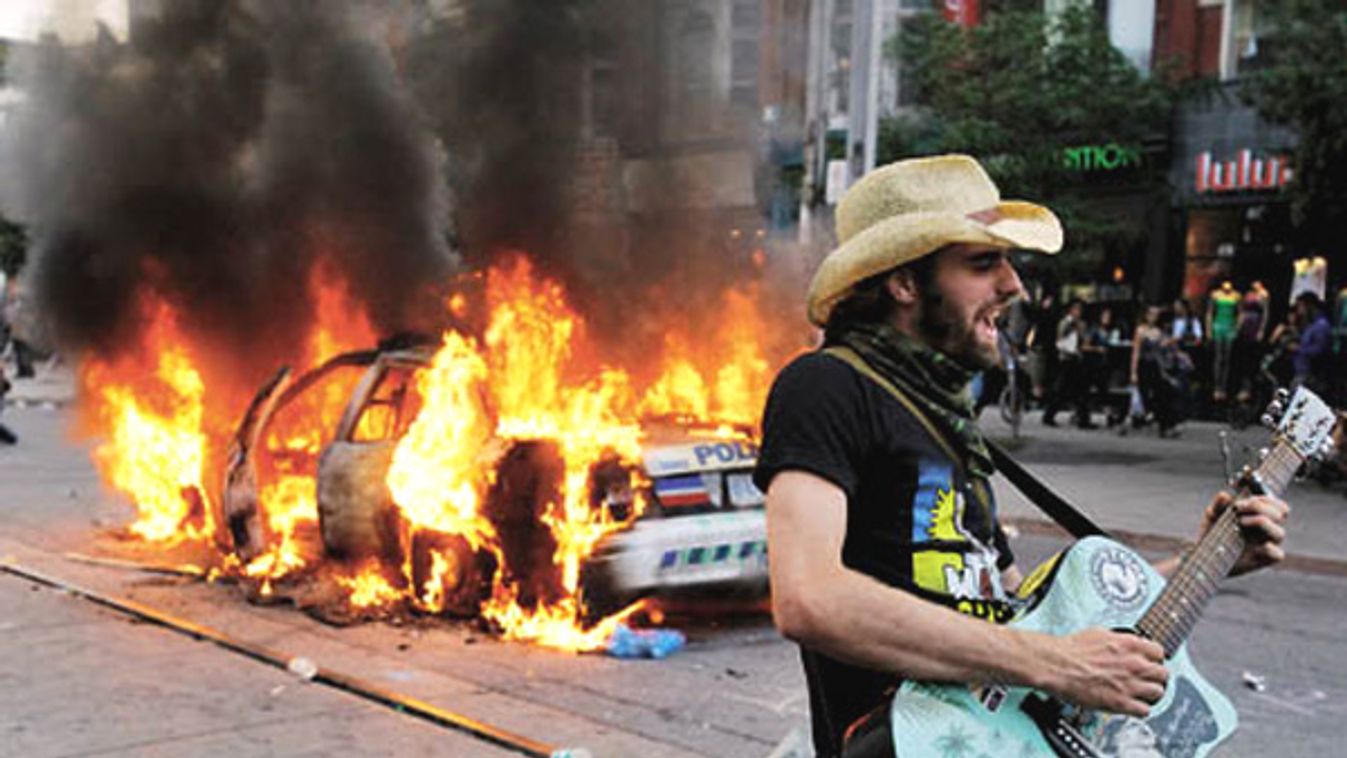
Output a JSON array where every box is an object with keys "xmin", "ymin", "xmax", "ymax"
[{"xmin": 2, "ymin": 369, "xmax": 1345, "ymax": 757}]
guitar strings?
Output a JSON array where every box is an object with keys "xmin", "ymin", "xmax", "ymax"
[{"xmin": 1141, "ymin": 443, "xmax": 1299, "ymax": 654}]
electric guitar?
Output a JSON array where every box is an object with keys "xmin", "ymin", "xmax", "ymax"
[{"xmin": 844, "ymin": 387, "xmax": 1338, "ymax": 758}]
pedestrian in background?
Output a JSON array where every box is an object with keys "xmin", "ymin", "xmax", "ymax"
[
  {"xmin": 1130, "ymin": 305, "xmax": 1180, "ymax": 437},
  {"xmin": 1043, "ymin": 298, "xmax": 1093, "ymax": 428},
  {"xmin": 1171, "ymin": 298, "xmax": 1203, "ymax": 347},
  {"xmin": 2, "ymin": 275, "xmax": 35, "ymax": 379},
  {"xmin": 1171, "ymin": 298, "xmax": 1205, "ymax": 408},
  {"xmin": 1234, "ymin": 281, "xmax": 1270, "ymax": 406},
  {"xmin": 1261, "ymin": 309, "xmax": 1301, "ymax": 392},
  {"xmin": 1025, "ymin": 290, "xmax": 1059, "ymax": 410},
  {"xmin": 1084, "ymin": 305, "xmax": 1118, "ymax": 425},
  {"xmin": 1293, "ymin": 292, "xmax": 1332, "ymax": 396},
  {"xmin": 0, "ymin": 362, "xmax": 15, "ymax": 445}
]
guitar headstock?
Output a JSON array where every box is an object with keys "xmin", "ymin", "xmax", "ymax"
[{"xmin": 1263, "ymin": 387, "xmax": 1337, "ymax": 462}]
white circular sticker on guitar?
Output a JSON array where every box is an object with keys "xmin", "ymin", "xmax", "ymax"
[{"xmin": 1089, "ymin": 545, "xmax": 1149, "ymax": 611}]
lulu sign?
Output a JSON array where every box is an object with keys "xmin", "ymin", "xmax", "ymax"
[{"xmin": 1195, "ymin": 149, "xmax": 1293, "ymax": 194}]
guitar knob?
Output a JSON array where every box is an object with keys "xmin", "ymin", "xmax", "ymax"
[{"xmin": 1258, "ymin": 447, "xmax": 1270, "ymax": 460}]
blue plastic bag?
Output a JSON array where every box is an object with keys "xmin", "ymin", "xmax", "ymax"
[{"xmin": 605, "ymin": 622, "xmax": 686, "ymax": 659}]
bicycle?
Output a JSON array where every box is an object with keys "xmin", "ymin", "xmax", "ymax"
[{"xmin": 997, "ymin": 332, "xmax": 1025, "ymax": 439}]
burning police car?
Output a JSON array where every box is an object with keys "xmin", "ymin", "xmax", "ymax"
[
  {"xmin": 222, "ymin": 340, "xmax": 768, "ymax": 619},
  {"xmin": 580, "ymin": 435, "xmax": 767, "ymax": 613}
]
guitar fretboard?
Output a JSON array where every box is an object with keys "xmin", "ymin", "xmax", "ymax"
[{"xmin": 1136, "ymin": 443, "xmax": 1301, "ymax": 656}]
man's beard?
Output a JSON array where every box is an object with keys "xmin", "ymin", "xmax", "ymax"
[{"xmin": 917, "ymin": 289, "xmax": 999, "ymax": 370}]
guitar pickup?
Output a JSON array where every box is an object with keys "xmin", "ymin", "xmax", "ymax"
[{"xmin": 1020, "ymin": 693, "xmax": 1105, "ymax": 758}]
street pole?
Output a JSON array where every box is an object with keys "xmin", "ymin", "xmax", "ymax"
[
  {"xmin": 800, "ymin": 0, "xmax": 826, "ymax": 245},
  {"xmin": 847, "ymin": 0, "xmax": 884, "ymax": 183}
]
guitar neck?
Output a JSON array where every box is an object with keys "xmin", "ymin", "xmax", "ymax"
[{"xmin": 1136, "ymin": 442, "xmax": 1301, "ymax": 656}]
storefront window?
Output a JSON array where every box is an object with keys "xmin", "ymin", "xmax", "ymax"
[{"xmin": 1182, "ymin": 208, "xmax": 1239, "ymax": 301}]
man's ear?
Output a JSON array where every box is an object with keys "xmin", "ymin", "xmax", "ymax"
[{"xmin": 885, "ymin": 269, "xmax": 919, "ymax": 305}]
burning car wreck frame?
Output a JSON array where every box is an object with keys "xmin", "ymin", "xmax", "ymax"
[{"xmin": 222, "ymin": 341, "xmax": 769, "ymax": 626}]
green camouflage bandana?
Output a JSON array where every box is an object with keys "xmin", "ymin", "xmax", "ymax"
[{"xmin": 830, "ymin": 321, "xmax": 994, "ymax": 478}]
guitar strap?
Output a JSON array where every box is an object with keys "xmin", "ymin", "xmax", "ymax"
[
  {"xmin": 824, "ymin": 346, "xmax": 1110, "ymax": 540},
  {"xmin": 986, "ymin": 441, "xmax": 1108, "ymax": 539}
]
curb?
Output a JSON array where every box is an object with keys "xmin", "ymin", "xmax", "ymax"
[{"xmin": 3, "ymin": 397, "xmax": 71, "ymax": 410}]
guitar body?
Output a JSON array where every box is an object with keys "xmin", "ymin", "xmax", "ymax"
[{"xmin": 887, "ymin": 537, "xmax": 1237, "ymax": 757}]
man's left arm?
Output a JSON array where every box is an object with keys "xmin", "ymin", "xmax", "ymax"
[{"xmin": 1153, "ymin": 491, "xmax": 1289, "ymax": 579}]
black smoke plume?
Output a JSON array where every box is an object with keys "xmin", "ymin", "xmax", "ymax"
[
  {"xmin": 403, "ymin": 0, "xmax": 588, "ymax": 279},
  {"xmin": 0, "ymin": 1, "xmax": 453, "ymax": 373},
  {"xmin": 2, "ymin": 0, "xmax": 812, "ymax": 391}
]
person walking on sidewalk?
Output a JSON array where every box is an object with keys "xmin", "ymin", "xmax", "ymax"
[
  {"xmin": 1130, "ymin": 305, "xmax": 1183, "ymax": 436},
  {"xmin": 754, "ymin": 155, "xmax": 1289, "ymax": 757},
  {"xmin": 1084, "ymin": 306, "xmax": 1118, "ymax": 425},
  {"xmin": 1043, "ymin": 298, "xmax": 1094, "ymax": 428},
  {"xmin": 2, "ymin": 275, "xmax": 36, "ymax": 379}
]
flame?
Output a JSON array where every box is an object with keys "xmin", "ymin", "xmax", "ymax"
[
  {"xmin": 387, "ymin": 330, "xmax": 496, "ymax": 546},
  {"xmin": 710, "ymin": 286, "xmax": 772, "ymax": 426},
  {"xmin": 245, "ymin": 266, "xmax": 381, "ymax": 580},
  {"xmin": 243, "ymin": 475, "xmax": 316, "ymax": 579},
  {"xmin": 640, "ymin": 285, "xmax": 773, "ymax": 426},
  {"xmin": 420, "ymin": 549, "xmax": 454, "ymax": 610},
  {"xmin": 308, "ymin": 263, "xmax": 379, "ymax": 366},
  {"xmin": 477, "ymin": 259, "xmax": 647, "ymax": 645},
  {"xmin": 383, "ymin": 256, "xmax": 647, "ymax": 649},
  {"xmin": 83, "ymin": 297, "xmax": 214, "ymax": 544},
  {"xmin": 338, "ymin": 563, "xmax": 404, "ymax": 609},
  {"xmin": 87, "ymin": 252, "xmax": 793, "ymax": 653},
  {"xmin": 640, "ymin": 350, "xmax": 710, "ymax": 420}
]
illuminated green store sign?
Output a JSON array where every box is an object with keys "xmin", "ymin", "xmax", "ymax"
[{"xmin": 1062, "ymin": 143, "xmax": 1142, "ymax": 172}]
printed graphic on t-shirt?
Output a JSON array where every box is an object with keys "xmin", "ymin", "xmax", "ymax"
[
  {"xmin": 911, "ymin": 459, "xmax": 965, "ymax": 542},
  {"xmin": 909, "ymin": 458, "xmax": 1013, "ymax": 622}
]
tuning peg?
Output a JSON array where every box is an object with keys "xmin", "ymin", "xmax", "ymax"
[
  {"xmin": 1275, "ymin": 388, "xmax": 1291, "ymax": 403},
  {"xmin": 1258, "ymin": 447, "xmax": 1270, "ymax": 460},
  {"xmin": 1265, "ymin": 400, "xmax": 1285, "ymax": 419},
  {"xmin": 1261, "ymin": 413, "xmax": 1277, "ymax": 429}
]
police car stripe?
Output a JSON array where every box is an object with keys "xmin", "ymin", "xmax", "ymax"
[{"xmin": 657, "ymin": 541, "xmax": 768, "ymax": 571}]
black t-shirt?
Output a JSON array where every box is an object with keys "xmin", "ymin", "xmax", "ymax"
[{"xmin": 754, "ymin": 351, "xmax": 1015, "ymax": 757}]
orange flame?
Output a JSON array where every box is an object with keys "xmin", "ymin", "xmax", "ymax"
[
  {"xmin": 338, "ymin": 563, "xmax": 404, "ymax": 609},
  {"xmin": 386, "ymin": 330, "xmax": 496, "ymax": 548},
  {"xmin": 87, "ymin": 253, "xmax": 795, "ymax": 653},
  {"xmin": 383, "ymin": 256, "xmax": 648, "ymax": 650},
  {"xmin": 83, "ymin": 297, "xmax": 214, "ymax": 544},
  {"xmin": 640, "ymin": 284, "xmax": 773, "ymax": 427},
  {"xmin": 245, "ymin": 265, "xmax": 381, "ymax": 580}
]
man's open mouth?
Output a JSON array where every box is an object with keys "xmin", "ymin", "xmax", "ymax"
[{"xmin": 977, "ymin": 310, "xmax": 1001, "ymax": 341}]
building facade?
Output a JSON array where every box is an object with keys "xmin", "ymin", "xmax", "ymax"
[{"xmin": 1154, "ymin": 0, "xmax": 1316, "ymax": 314}]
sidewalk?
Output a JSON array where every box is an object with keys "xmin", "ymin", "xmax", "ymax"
[{"xmin": 981, "ymin": 410, "xmax": 1347, "ymax": 569}]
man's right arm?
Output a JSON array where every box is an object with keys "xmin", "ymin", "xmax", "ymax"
[{"xmin": 765, "ymin": 470, "xmax": 1169, "ymax": 718}]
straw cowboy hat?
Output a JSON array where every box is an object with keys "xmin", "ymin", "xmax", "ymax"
[{"xmin": 806, "ymin": 154, "xmax": 1063, "ymax": 326}]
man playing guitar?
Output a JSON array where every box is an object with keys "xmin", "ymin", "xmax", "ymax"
[{"xmin": 754, "ymin": 155, "xmax": 1290, "ymax": 758}]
